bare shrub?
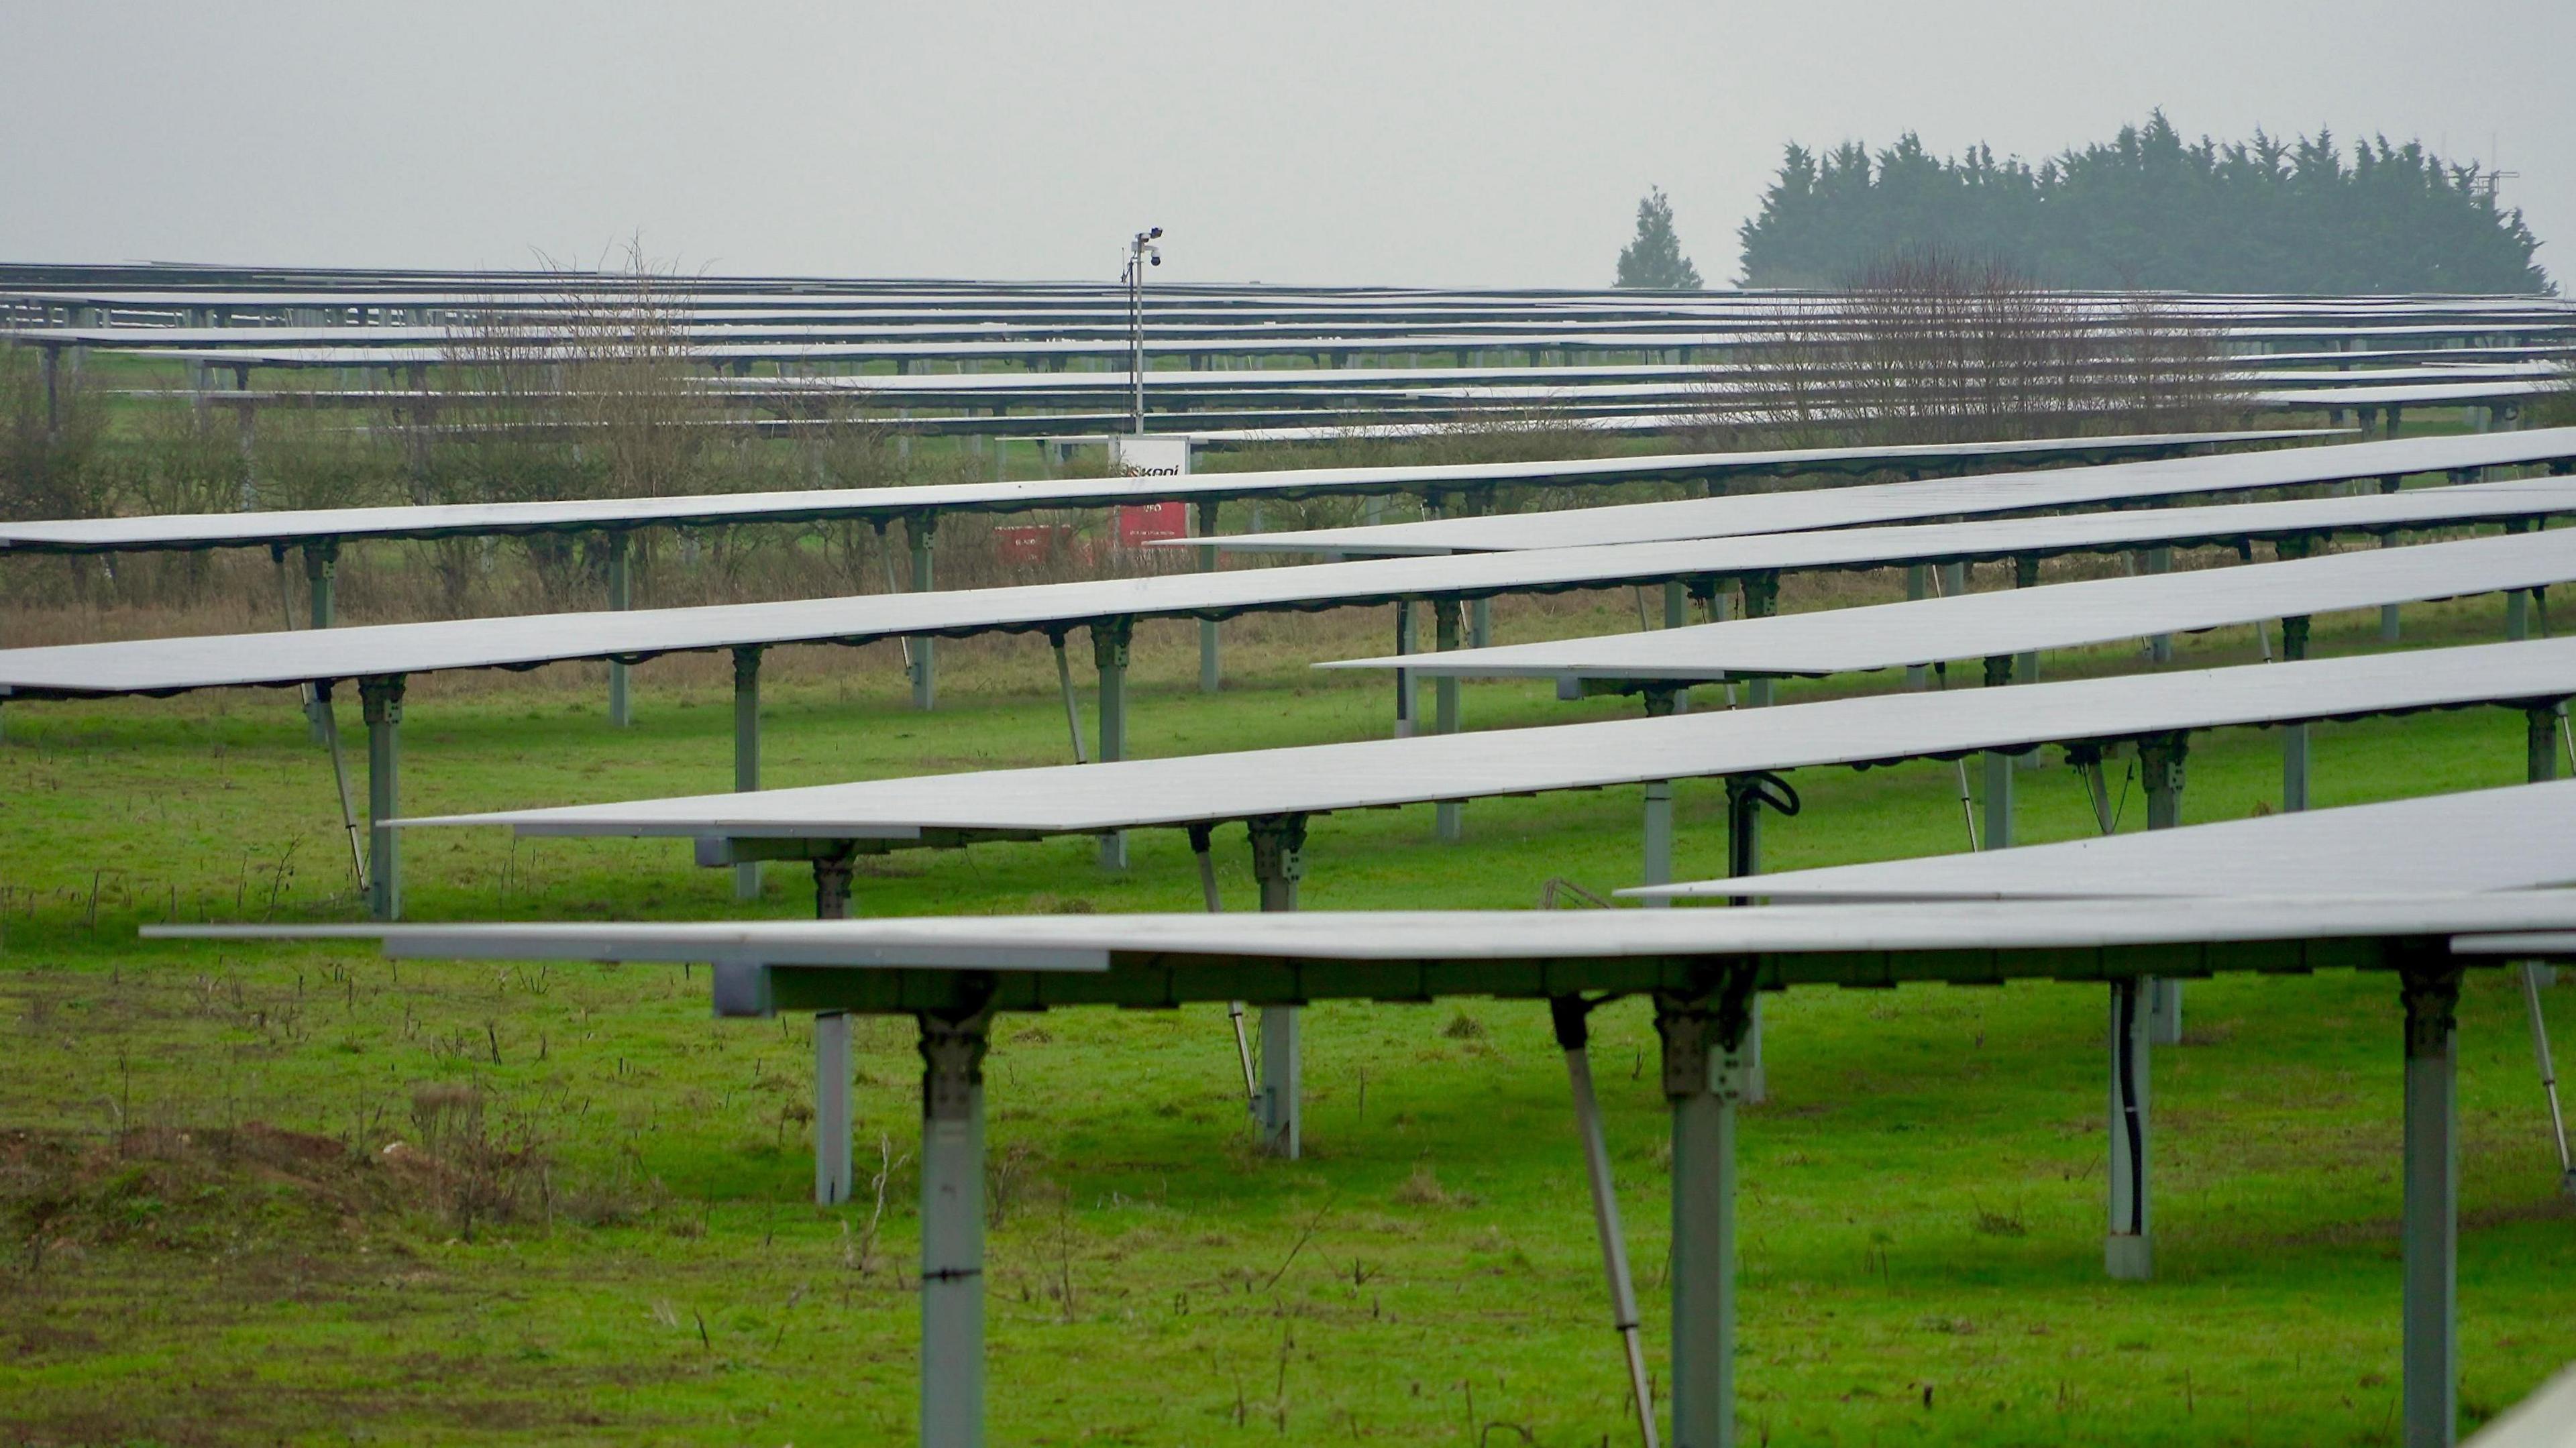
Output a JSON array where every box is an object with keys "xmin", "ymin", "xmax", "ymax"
[
  {"xmin": 245, "ymin": 392, "xmax": 402, "ymax": 514},
  {"xmin": 0, "ymin": 341, "xmax": 115, "ymax": 523},
  {"xmin": 1692, "ymin": 248, "xmax": 2245, "ymax": 446},
  {"xmin": 1391, "ymin": 1162, "xmax": 1450, "ymax": 1206}
]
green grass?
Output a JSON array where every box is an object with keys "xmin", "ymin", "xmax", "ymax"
[{"xmin": 3, "ymin": 592, "xmax": 2574, "ymax": 1445}]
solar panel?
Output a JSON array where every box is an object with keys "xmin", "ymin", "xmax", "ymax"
[
  {"xmin": 0, "ymin": 428, "xmax": 2289, "ymax": 555},
  {"xmin": 1205, "ymin": 427, "xmax": 2576, "ymax": 555},
  {"xmin": 1329, "ymin": 522, "xmax": 2576, "ymax": 683},
  {"xmin": 9, "ymin": 478, "xmax": 2566, "ymax": 700},
  {"xmin": 142, "ymin": 891, "xmax": 2576, "ymax": 978},
  {"xmin": 401, "ymin": 638, "xmax": 2576, "ymax": 842},
  {"xmin": 1629, "ymin": 779, "xmax": 2576, "ymax": 901}
]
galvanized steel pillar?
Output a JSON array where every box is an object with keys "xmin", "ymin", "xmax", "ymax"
[
  {"xmin": 1640, "ymin": 687, "xmax": 1686, "ymax": 910},
  {"xmin": 1434, "ymin": 600, "xmax": 1464, "ymax": 842},
  {"xmin": 1658, "ymin": 972, "xmax": 1756, "ymax": 1448},
  {"xmin": 303, "ymin": 539, "xmax": 339, "ymax": 630},
  {"xmin": 1641, "ymin": 779, "xmax": 1676, "ymax": 910},
  {"xmin": 2105, "ymin": 975, "xmax": 2153, "ymax": 1280},
  {"xmin": 360, "ymin": 675, "xmax": 405, "ymax": 921},
  {"xmin": 1195, "ymin": 499, "xmax": 1222, "ymax": 693},
  {"xmin": 2400, "ymin": 961, "xmax": 2461, "ymax": 1448},
  {"xmin": 812, "ymin": 852, "xmax": 856, "ymax": 921},
  {"xmin": 2011, "ymin": 555, "xmax": 2041, "ymax": 687},
  {"xmin": 1463, "ymin": 490, "xmax": 1495, "ymax": 648},
  {"xmin": 1905, "ymin": 565, "xmax": 1929, "ymax": 691},
  {"xmin": 1739, "ymin": 573, "xmax": 1778, "ymax": 710},
  {"xmin": 918, "ymin": 1006, "xmax": 993, "ymax": 1448},
  {"xmin": 1981, "ymin": 655, "xmax": 2015, "ymax": 849},
  {"xmin": 732, "ymin": 646, "xmax": 763, "ymax": 901},
  {"xmin": 606, "ymin": 532, "xmax": 633, "ymax": 726},
  {"xmin": 2524, "ymin": 705, "xmax": 2575, "ymax": 1166},
  {"xmin": 2281, "ymin": 614, "xmax": 2312, "ymax": 812},
  {"xmin": 1721, "ymin": 775, "xmax": 1780, "ymax": 1104},
  {"xmin": 814, "ymin": 1011, "xmax": 852, "ymax": 1205},
  {"xmin": 1551, "ymin": 997, "xmax": 1658, "ymax": 1442},
  {"xmin": 2380, "ymin": 478, "xmax": 2406, "ymax": 641},
  {"xmin": 39, "ymin": 344, "xmax": 61, "ymax": 438},
  {"xmin": 907, "ymin": 514, "xmax": 938, "ymax": 710},
  {"xmin": 809, "ymin": 850, "xmax": 860, "ymax": 1205},
  {"xmin": 1093, "ymin": 618, "xmax": 1132, "ymax": 870},
  {"xmin": 1248, "ymin": 814, "xmax": 1305, "ymax": 1158},
  {"xmin": 2144, "ymin": 548, "xmax": 2174, "ymax": 663},
  {"xmin": 2141, "ymin": 732, "xmax": 2188, "ymax": 1044},
  {"xmin": 1393, "ymin": 603, "xmax": 1417, "ymax": 738},
  {"xmin": 302, "ymin": 540, "xmax": 341, "ymax": 742}
]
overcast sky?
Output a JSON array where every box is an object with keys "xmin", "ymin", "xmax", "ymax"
[{"xmin": 7, "ymin": 1, "xmax": 2571, "ymax": 290}]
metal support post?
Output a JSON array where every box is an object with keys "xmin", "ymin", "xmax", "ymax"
[
  {"xmin": 1393, "ymin": 602, "xmax": 1417, "ymax": 738},
  {"xmin": 2504, "ymin": 519, "xmax": 2534, "ymax": 641},
  {"xmin": 1434, "ymin": 600, "xmax": 1464, "ymax": 842},
  {"xmin": 1248, "ymin": 814, "xmax": 1305, "ymax": 1158},
  {"xmin": 1195, "ymin": 499, "xmax": 1222, "ymax": 693},
  {"xmin": 1722, "ymin": 773, "xmax": 1795, "ymax": 1105},
  {"xmin": 732, "ymin": 647, "xmax": 763, "ymax": 901},
  {"xmin": 813, "ymin": 852, "xmax": 857, "ymax": 921},
  {"xmin": 2145, "ymin": 547, "xmax": 2174, "ymax": 663},
  {"xmin": 2106, "ymin": 977, "xmax": 2153, "ymax": 1280},
  {"xmin": 2141, "ymin": 732, "xmax": 2188, "ymax": 1044},
  {"xmin": 305, "ymin": 539, "xmax": 339, "ymax": 630},
  {"xmin": 1454, "ymin": 490, "xmax": 1495, "ymax": 649},
  {"xmin": 2011, "ymin": 555, "xmax": 2041, "ymax": 685},
  {"xmin": 2400, "ymin": 962, "xmax": 2461, "ymax": 1448},
  {"xmin": 1981, "ymin": 655, "xmax": 2015, "ymax": 849},
  {"xmin": 2282, "ymin": 616, "xmax": 2312, "ymax": 812},
  {"xmin": 1051, "ymin": 634, "xmax": 1089, "ymax": 763},
  {"xmin": 1552, "ymin": 998, "xmax": 1660, "ymax": 1448},
  {"xmin": 1905, "ymin": 565, "xmax": 1929, "ymax": 691},
  {"xmin": 360, "ymin": 676, "xmax": 405, "ymax": 921},
  {"xmin": 2522, "ymin": 959, "xmax": 2576, "ymax": 1196},
  {"xmin": 1641, "ymin": 780, "xmax": 1676, "ymax": 909},
  {"xmin": 918, "ymin": 1005, "xmax": 994, "ymax": 1448},
  {"xmin": 40, "ymin": 345, "xmax": 61, "ymax": 438},
  {"xmin": 313, "ymin": 682, "xmax": 367, "ymax": 892},
  {"xmin": 814, "ymin": 1012, "xmax": 852, "ymax": 1205},
  {"xmin": 1093, "ymin": 618, "xmax": 1132, "ymax": 869},
  {"xmin": 1739, "ymin": 573, "xmax": 1778, "ymax": 710},
  {"xmin": 1658, "ymin": 972, "xmax": 1756, "ymax": 1448},
  {"xmin": 2522, "ymin": 708, "xmax": 2576, "ymax": 1184},
  {"xmin": 808, "ymin": 848, "xmax": 859, "ymax": 1211},
  {"xmin": 2012, "ymin": 557, "xmax": 2041, "ymax": 767},
  {"xmin": 606, "ymin": 532, "xmax": 633, "ymax": 726},
  {"xmin": 906, "ymin": 514, "xmax": 938, "ymax": 710},
  {"xmin": 1663, "ymin": 580, "xmax": 1688, "ymax": 630},
  {"xmin": 1189, "ymin": 823, "xmax": 1259, "ymax": 1111},
  {"xmin": 2380, "ymin": 478, "xmax": 2406, "ymax": 641}
]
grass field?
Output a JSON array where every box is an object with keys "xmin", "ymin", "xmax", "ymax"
[{"xmin": 4, "ymin": 584, "xmax": 2574, "ymax": 1445}]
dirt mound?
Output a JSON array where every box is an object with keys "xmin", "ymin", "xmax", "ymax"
[{"xmin": 1, "ymin": 1123, "xmax": 439, "ymax": 1251}]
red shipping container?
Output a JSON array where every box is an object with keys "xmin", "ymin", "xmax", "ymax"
[{"xmin": 1116, "ymin": 501, "xmax": 1189, "ymax": 547}]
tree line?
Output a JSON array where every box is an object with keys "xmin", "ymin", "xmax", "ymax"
[{"xmin": 1731, "ymin": 112, "xmax": 2549, "ymax": 294}]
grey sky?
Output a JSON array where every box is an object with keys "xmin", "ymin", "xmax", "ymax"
[{"xmin": 6, "ymin": 1, "xmax": 2570, "ymax": 290}]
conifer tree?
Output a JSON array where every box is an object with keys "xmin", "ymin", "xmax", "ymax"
[
  {"xmin": 1735, "ymin": 113, "xmax": 2548, "ymax": 293},
  {"xmin": 1615, "ymin": 187, "xmax": 1705, "ymax": 290}
]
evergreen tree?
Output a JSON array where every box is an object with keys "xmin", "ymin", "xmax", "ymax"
[
  {"xmin": 1735, "ymin": 113, "xmax": 2549, "ymax": 294},
  {"xmin": 1616, "ymin": 187, "xmax": 1704, "ymax": 290}
]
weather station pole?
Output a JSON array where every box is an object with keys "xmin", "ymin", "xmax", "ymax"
[{"xmin": 1126, "ymin": 226, "xmax": 1162, "ymax": 435}]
